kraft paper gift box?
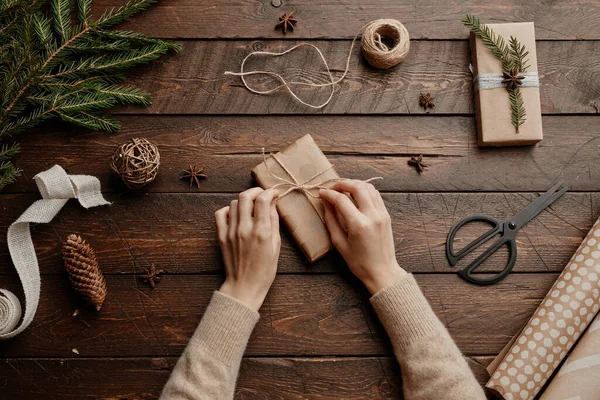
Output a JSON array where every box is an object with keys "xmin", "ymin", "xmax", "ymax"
[
  {"xmin": 469, "ymin": 22, "xmax": 543, "ymax": 146},
  {"xmin": 251, "ymin": 134, "xmax": 338, "ymax": 262}
]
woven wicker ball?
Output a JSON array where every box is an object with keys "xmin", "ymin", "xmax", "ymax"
[{"xmin": 110, "ymin": 138, "xmax": 160, "ymax": 189}]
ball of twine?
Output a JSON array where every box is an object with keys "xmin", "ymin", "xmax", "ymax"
[
  {"xmin": 110, "ymin": 138, "xmax": 160, "ymax": 189},
  {"xmin": 361, "ymin": 19, "xmax": 410, "ymax": 69}
]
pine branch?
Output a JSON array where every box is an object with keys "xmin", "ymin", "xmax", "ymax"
[
  {"xmin": 33, "ymin": 13, "xmax": 55, "ymax": 54},
  {"xmin": 95, "ymin": 84, "xmax": 151, "ymax": 105},
  {"xmin": 57, "ymin": 109, "xmax": 119, "ymax": 130},
  {"xmin": 509, "ymin": 87, "xmax": 526, "ymax": 132},
  {"xmin": 95, "ymin": 29, "xmax": 181, "ymax": 50},
  {"xmin": 52, "ymin": 0, "xmax": 72, "ymax": 44},
  {"xmin": 508, "ymin": 36, "xmax": 530, "ymax": 72},
  {"xmin": 58, "ymin": 92, "xmax": 116, "ymax": 111},
  {"xmin": 86, "ymin": 43, "xmax": 170, "ymax": 72},
  {"xmin": 0, "ymin": 142, "xmax": 20, "ymax": 160},
  {"xmin": 0, "ymin": 106, "xmax": 53, "ymax": 136},
  {"xmin": 77, "ymin": 0, "xmax": 92, "ymax": 25},
  {"xmin": 462, "ymin": 14, "xmax": 512, "ymax": 73},
  {"xmin": 0, "ymin": 0, "xmax": 178, "ymax": 191},
  {"xmin": 0, "ymin": 160, "xmax": 21, "ymax": 190},
  {"xmin": 95, "ymin": 0, "xmax": 159, "ymax": 28}
]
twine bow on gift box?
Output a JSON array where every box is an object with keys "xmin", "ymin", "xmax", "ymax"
[{"xmin": 261, "ymin": 149, "xmax": 382, "ymax": 223}]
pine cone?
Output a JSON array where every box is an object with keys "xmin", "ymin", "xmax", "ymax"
[{"xmin": 62, "ymin": 235, "xmax": 107, "ymax": 311}]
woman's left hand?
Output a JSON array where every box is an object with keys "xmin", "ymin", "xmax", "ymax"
[{"xmin": 214, "ymin": 187, "xmax": 281, "ymax": 311}]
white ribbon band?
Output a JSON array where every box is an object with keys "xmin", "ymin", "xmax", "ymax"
[
  {"xmin": 473, "ymin": 72, "xmax": 540, "ymax": 91},
  {"xmin": 0, "ymin": 165, "xmax": 110, "ymax": 339}
]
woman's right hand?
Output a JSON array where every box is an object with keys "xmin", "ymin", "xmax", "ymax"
[
  {"xmin": 214, "ymin": 187, "xmax": 281, "ymax": 311},
  {"xmin": 319, "ymin": 181, "xmax": 407, "ymax": 295}
]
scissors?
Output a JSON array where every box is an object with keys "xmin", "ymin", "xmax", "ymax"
[{"xmin": 446, "ymin": 182, "xmax": 568, "ymax": 285}]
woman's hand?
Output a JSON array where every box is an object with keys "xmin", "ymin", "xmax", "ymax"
[
  {"xmin": 319, "ymin": 181, "xmax": 407, "ymax": 295},
  {"xmin": 214, "ymin": 187, "xmax": 281, "ymax": 311}
]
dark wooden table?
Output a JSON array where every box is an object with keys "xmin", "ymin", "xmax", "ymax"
[{"xmin": 2, "ymin": 1, "xmax": 600, "ymax": 398}]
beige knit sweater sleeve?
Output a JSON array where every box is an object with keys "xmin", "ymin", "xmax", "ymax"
[
  {"xmin": 160, "ymin": 291, "xmax": 259, "ymax": 400},
  {"xmin": 160, "ymin": 274, "xmax": 485, "ymax": 399},
  {"xmin": 370, "ymin": 274, "xmax": 486, "ymax": 399}
]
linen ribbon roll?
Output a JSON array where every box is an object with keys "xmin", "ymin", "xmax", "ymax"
[
  {"xmin": 540, "ymin": 313, "xmax": 600, "ymax": 400},
  {"xmin": 0, "ymin": 165, "xmax": 109, "ymax": 339},
  {"xmin": 486, "ymin": 216, "xmax": 600, "ymax": 400}
]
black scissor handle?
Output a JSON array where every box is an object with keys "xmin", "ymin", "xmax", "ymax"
[
  {"xmin": 458, "ymin": 235, "xmax": 517, "ymax": 285},
  {"xmin": 446, "ymin": 214, "xmax": 502, "ymax": 265},
  {"xmin": 446, "ymin": 215, "xmax": 518, "ymax": 285}
]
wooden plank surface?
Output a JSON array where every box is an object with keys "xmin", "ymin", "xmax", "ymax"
[
  {"xmin": 91, "ymin": 0, "xmax": 600, "ymax": 40},
  {"xmin": 8, "ymin": 115, "xmax": 600, "ymax": 194},
  {"xmin": 0, "ymin": 273, "xmax": 556, "ymax": 358},
  {"xmin": 0, "ymin": 356, "xmax": 493, "ymax": 399},
  {"xmin": 0, "ymin": 192, "xmax": 593, "ymax": 274},
  {"xmin": 113, "ymin": 40, "xmax": 600, "ymax": 115},
  {"xmin": 3, "ymin": 1, "xmax": 597, "ymax": 398}
]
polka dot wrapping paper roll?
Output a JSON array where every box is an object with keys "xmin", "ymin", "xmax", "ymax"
[
  {"xmin": 486, "ymin": 217, "xmax": 600, "ymax": 400},
  {"xmin": 539, "ymin": 314, "xmax": 600, "ymax": 400}
]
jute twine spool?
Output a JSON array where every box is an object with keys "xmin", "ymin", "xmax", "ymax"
[
  {"xmin": 361, "ymin": 19, "xmax": 410, "ymax": 69},
  {"xmin": 110, "ymin": 138, "xmax": 160, "ymax": 189},
  {"xmin": 224, "ymin": 19, "xmax": 410, "ymax": 109}
]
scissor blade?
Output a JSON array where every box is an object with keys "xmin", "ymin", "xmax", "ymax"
[{"xmin": 510, "ymin": 182, "xmax": 569, "ymax": 230}]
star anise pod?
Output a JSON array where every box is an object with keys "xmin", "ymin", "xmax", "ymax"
[
  {"xmin": 140, "ymin": 264, "xmax": 164, "ymax": 289},
  {"xmin": 181, "ymin": 164, "xmax": 207, "ymax": 189},
  {"xmin": 275, "ymin": 11, "xmax": 297, "ymax": 34},
  {"xmin": 501, "ymin": 68, "xmax": 524, "ymax": 90},
  {"xmin": 419, "ymin": 93, "xmax": 435, "ymax": 110},
  {"xmin": 408, "ymin": 155, "xmax": 428, "ymax": 173}
]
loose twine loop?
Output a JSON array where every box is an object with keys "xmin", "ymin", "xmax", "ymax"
[
  {"xmin": 262, "ymin": 149, "xmax": 382, "ymax": 223},
  {"xmin": 109, "ymin": 138, "xmax": 160, "ymax": 190},
  {"xmin": 224, "ymin": 19, "xmax": 410, "ymax": 109}
]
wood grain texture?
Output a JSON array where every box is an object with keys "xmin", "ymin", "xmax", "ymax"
[
  {"xmin": 90, "ymin": 0, "xmax": 600, "ymax": 40},
  {"xmin": 0, "ymin": 356, "xmax": 493, "ymax": 399},
  {"xmin": 2, "ymin": 0, "xmax": 595, "ymax": 397},
  {"xmin": 0, "ymin": 273, "xmax": 556, "ymax": 358},
  {"xmin": 0, "ymin": 192, "xmax": 593, "ymax": 275},
  {"xmin": 113, "ymin": 40, "xmax": 600, "ymax": 115},
  {"xmin": 9, "ymin": 116, "xmax": 600, "ymax": 194}
]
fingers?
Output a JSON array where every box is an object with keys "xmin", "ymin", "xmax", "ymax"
[
  {"xmin": 366, "ymin": 182, "xmax": 387, "ymax": 213},
  {"xmin": 237, "ymin": 187, "xmax": 264, "ymax": 228},
  {"xmin": 330, "ymin": 180, "xmax": 376, "ymax": 212},
  {"xmin": 228, "ymin": 199, "xmax": 239, "ymax": 241},
  {"xmin": 322, "ymin": 200, "xmax": 347, "ymax": 251},
  {"xmin": 319, "ymin": 188, "xmax": 363, "ymax": 228},
  {"xmin": 215, "ymin": 206, "xmax": 229, "ymax": 242},
  {"xmin": 215, "ymin": 206, "xmax": 234, "ymax": 270},
  {"xmin": 270, "ymin": 197, "xmax": 280, "ymax": 238},
  {"xmin": 254, "ymin": 189, "xmax": 279, "ymax": 229}
]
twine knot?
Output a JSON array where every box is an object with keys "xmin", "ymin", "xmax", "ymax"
[{"xmin": 261, "ymin": 149, "xmax": 382, "ymax": 223}]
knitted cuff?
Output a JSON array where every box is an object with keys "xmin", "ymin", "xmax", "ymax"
[
  {"xmin": 190, "ymin": 291, "xmax": 260, "ymax": 366},
  {"xmin": 370, "ymin": 274, "xmax": 442, "ymax": 351}
]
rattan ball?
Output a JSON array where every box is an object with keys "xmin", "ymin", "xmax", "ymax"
[{"xmin": 110, "ymin": 138, "xmax": 160, "ymax": 189}]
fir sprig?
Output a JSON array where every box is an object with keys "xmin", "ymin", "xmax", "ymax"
[
  {"xmin": 0, "ymin": 0, "xmax": 179, "ymax": 190},
  {"xmin": 0, "ymin": 143, "xmax": 21, "ymax": 190},
  {"xmin": 462, "ymin": 14, "xmax": 530, "ymax": 133}
]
